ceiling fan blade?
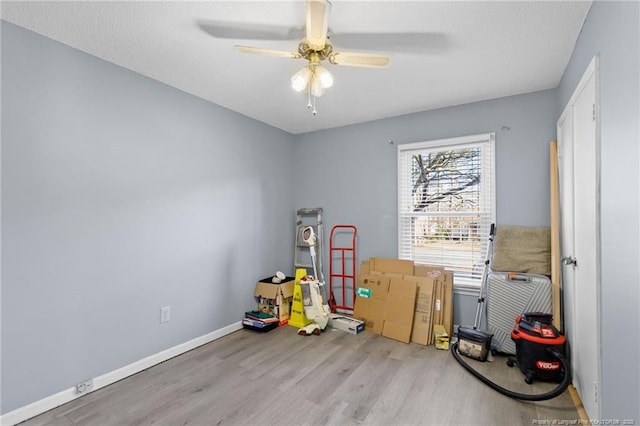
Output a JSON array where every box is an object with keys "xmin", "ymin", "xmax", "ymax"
[
  {"xmin": 306, "ymin": 0, "xmax": 331, "ymax": 50},
  {"xmin": 234, "ymin": 45, "xmax": 302, "ymax": 59},
  {"xmin": 198, "ymin": 21, "xmax": 304, "ymax": 41},
  {"xmin": 328, "ymin": 52, "xmax": 392, "ymax": 68}
]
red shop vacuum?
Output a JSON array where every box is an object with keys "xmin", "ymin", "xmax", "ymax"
[
  {"xmin": 452, "ymin": 312, "xmax": 571, "ymax": 401},
  {"xmin": 508, "ymin": 312, "xmax": 567, "ymax": 384}
]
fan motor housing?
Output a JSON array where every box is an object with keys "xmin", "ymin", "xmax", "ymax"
[{"xmin": 298, "ymin": 39, "xmax": 333, "ymax": 61}]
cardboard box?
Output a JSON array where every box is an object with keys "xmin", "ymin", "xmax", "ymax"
[
  {"xmin": 414, "ymin": 264, "xmax": 446, "ymax": 279},
  {"xmin": 370, "ymin": 257, "xmax": 414, "ymax": 276},
  {"xmin": 405, "ymin": 275, "xmax": 436, "ymax": 345},
  {"xmin": 382, "ymin": 278, "xmax": 417, "ymax": 343},
  {"xmin": 433, "ymin": 324, "xmax": 450, "ymax": 350},
  {"xmin": 413, "ymin": 265, "xmax": 454, "ymax": 338},
  {"xmin": 353, "ymin": 296, "xmax": 386, "ymax": 334},
  {"xmin": 357, "ymin": 258, "xmax": 455, "ymax": 346},
  {"xmin": 411, "ymin": 276, "xmax": 436, "ymax": 314},
  {"xmin": 360, "ymin": 260, "xmax": 370, "ymax": 275},
  {"xmin": 370, "ymin": 271, "xmax": 405, "ymax": 280},
  {"xmin": 329, "ymin": 314, "xmax": 365, "ymax": 334},
  {"xmin": 440, "ymin": 272, "xmax": 454, "ymax": 337},
  {"xmin": 254, "ymin": 277, "xmax": 295, "ymax": 323},
  {"xmin": 411, "ymin": 312, "xmax": 432, "ymax": 345},
  {"xmin": 353, "ymin": 274, "xmax": 390, "ymax": 334},
  {"xmin": 355, "ymin": 274, "xmax": 390, "ymax": 298},
  {"xmin": 435, "ymin": 278, "xmax": 444, "ymax": 325},
  {"xmin": 431, "ymin": 279, "xmax": 445, "ymax": 344}
]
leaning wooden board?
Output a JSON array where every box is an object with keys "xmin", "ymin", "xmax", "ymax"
[{"xmin": 550, "ymin": 140, "xmax": 561, "ymax": 330}]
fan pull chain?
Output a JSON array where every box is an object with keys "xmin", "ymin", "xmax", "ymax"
[{"xmin": 305, "ymin": 87, "xmax": 318, "ymax": 116}]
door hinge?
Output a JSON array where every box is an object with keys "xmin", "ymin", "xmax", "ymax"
[{"xmin": 592, "ymin": 103, "xmax": 596, "ymax": 121}]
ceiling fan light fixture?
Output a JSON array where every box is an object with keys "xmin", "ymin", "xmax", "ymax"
[
  {"xmin": 291, "ymin": 67, "xmax": 311, "ymax": 92},
  {"xmin": 315, "ymin": 65, "xmax": 333, "ymax": 89},
  {"xmin": 291, "ymin": 63, "xmax": 333, "ymax": 95},
  {"xmin": 230, "ymin": 0, "xmax": 393, "ymax": 116},
  {"xmin": 310, "ymin": 75, "xmax": 326, "ymax": 97}
]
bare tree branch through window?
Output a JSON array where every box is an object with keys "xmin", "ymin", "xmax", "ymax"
[{"xmin": 411, "ymin": 148, "xmax": 481, "ymax": 212}]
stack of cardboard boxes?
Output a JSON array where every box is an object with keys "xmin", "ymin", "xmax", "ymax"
[{"xmin": 353, "ymin": 258, "xmax": 453, "ymax": 346}]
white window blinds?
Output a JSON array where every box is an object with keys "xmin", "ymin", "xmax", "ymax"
[{"xmin": 397, "ymin": 133, "xmax": 496, "ymax": 286}]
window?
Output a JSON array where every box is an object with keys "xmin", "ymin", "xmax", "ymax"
[{"xmin": 397, "ymin": 133, "xmax": 495, "ymax": 289}]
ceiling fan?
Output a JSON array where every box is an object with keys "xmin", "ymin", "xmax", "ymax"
[{"xmin": 226, "ymin": 0, "xmax": 392, "ymax": 115}]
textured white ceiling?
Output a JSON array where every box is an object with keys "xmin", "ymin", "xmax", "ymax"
[{"xmin": 1, "ymin": 1, "xmax": 592, "ymax": 135}]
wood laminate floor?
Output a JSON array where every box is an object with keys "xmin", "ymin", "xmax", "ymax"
[{"xmin": 20, "ymin": 326, "xmax": 580, "ymax": 426}]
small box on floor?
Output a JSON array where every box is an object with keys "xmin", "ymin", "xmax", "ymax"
[
  {"xmin": 433, "ymin": 324, "xmax": 450, "ymax": 350},
  {"xmin": 329, "ymin": 314, "xmax": 365, "ymax": 334}
]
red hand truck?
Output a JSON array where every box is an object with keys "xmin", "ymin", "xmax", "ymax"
[{"xmin": 329, "ymin": 225, "xmax": 357, "ymax": 313}]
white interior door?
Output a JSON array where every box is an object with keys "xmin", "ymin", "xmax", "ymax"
[
  {"xmin": 558, "ymin": 109, "xmax": 575, "ymax": 355},
  {"xmin": 557, "ymin": 56, "xmax": 601, "ymax": 419}
]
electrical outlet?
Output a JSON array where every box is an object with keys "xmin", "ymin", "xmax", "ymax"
[
  {"xmin": 160, "ymin": 306, "xmax": 171, "ymax": 324},
  {"xmin": 75, "ymin": 379, "xmax": 93, "ymax": 395}
]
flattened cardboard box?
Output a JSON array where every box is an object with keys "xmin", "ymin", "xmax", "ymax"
[
  {"xmin": 441, "ymin": 272, "xmax": 454, "ymax": 337},
  {"xmin": 411, "ymin": 276, "xmax": 437, "ymax": 313},
  {"xmin": 413, "ymin": 270, "xmax": 453, "ymax": 344},
  {"xmin": 405, "ymin": 275, "xmax": 436, "ymax": 345},
  {"xmin": 425, "ymin": 271, "xmax": 454, "ymax": 338},
  {"xmin": 414, "ymin": 264, "xmax": 446, "ymax": 279},
  {"xmin": 353, "ymin": 274, "xmax": 390, "ymax": 334},
  {"xmin": 360, "ymin": 260, "xmax": 370, "ymax": 275},
  {"xmin": 411, "ymin": 312, "xmax": 432, "ymax": 346},
  {"xmin": 435, "ymin": 277, "xmax": 444, "ymax": 327},
  {"xmin": 369, "ymin": 271, "xmax": 405, "ymax": 281},
  {"xmin": 431, "ymin": 279, "xmax": 444, "ymax": 345},
  {"xmin": 370, "ymin": 257, "xmax": 414, "ymax": 276},
  {"xmin": 355, "ymin": 274, "xmax": 390, "ymax": 297},
  {"xmin": 382, "ymin": 278, "xmax": 417, "ymax": 343},
  {"xmin": 353, "ymin": 297, "xmax": 386, "ymax": 334}
]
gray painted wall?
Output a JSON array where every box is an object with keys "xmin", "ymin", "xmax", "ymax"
[
  {"xmin": 1, "ymin": 22, "xmax": 295, "ymax": 413},
  {"xmin": 294, "ymin": 89, "xmax": 558, "ymax": 327},
  {"xmin": 556, "ymin": 1, "xmax": 639, "ymax": 421}
]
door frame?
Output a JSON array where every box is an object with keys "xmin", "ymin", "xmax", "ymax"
[{"xmin": 556, "ymin": 55, "xmax": 602, "ymax": 419}]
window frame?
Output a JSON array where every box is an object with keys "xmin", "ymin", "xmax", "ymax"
[{"xmin": 397, "ymin": 132, "xmax": 496, "ymax": 295}]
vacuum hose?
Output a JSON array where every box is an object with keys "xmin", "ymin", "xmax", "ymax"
[{"xmin": 451, "ymin": 342, "xmax": 571, "ymax": 401}]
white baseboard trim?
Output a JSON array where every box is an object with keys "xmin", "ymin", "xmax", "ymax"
[{"xmin": 1, "ymin": 321, "xmax": 243, "ymax": 426}]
